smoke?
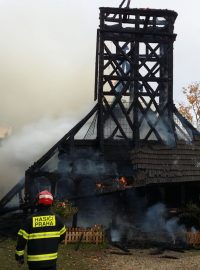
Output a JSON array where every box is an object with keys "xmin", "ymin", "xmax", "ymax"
[
  {"xmin": 109, "ymin": 214, "xmax": 138, "ymax": 243},
  {"xmin": 140, "ymin": 110, "xmax": 176, "ymax": 146},
  {"xmin": 54, "ymin": 148, "xmax": 118, "ymax": 205},
  {"xmin": 107, "ymin": 202, "xmax": 186, "ymax": 245},
  {"xmin": 141, "ymin": 203, "xmax": 186, "ymax": 243},
  {"xmin": 57, "ymin": 149, "xmax": 116, "ymax": 175},
  {"xmin": 0, "ymin": 0, "xmax": 99, "ymax": 198},
  {"xmin": 76, "ymin": 196, "xmax": 114, "ymax": 229},
  {"xmin": 76, "ymin": 190, "xmax": 145, "ymax": 242},
  {"xmin": 0, "ymin": 114, "xmax": 81, "ymax": 198},
  {"xmin": 142, "ymin": 203, "xmax": 166, "ymax": 233},
  {"xmin": 0, "ymin": 0, "xmax": 97, "ymax": 130}
]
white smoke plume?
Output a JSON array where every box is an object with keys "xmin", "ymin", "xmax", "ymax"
[
  {"xmin": 0, "ymin": 115, "xmax": 81, "ymax": 198},
  {"xmin": 141, "ymin": 203, "xmax": 186, "ymax": 242},
  {"xmin": 107, "ymin": 202, "xmax": 186, "ymax": 244},
  {"xmin": 0, "ymin": 0, "xmax": 97, "ymax": 130},
  {"xmin": 0, "ymin": 1, "xmax": 100, "ymax": 201}
]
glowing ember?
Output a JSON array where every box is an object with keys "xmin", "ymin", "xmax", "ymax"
[
  {"xmin": 96, "ymin": 183, "xmax": 104, "ymax": 190},
  {"xmin": 118, "ymin": 176, "xmax": 128, "ymax": 186},
  {"xmin": 95, "ymin": 176, "xmax": 130, "ymax": 192}
]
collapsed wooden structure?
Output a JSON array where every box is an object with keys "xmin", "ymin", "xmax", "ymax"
[{"xmin": 1, "ymin": 2, "xmax": 200, "ymax": 212}]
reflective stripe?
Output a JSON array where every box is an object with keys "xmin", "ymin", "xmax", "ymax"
[
  {"xmin": 28, "ymin": 231, "xmax": 60, "ymax": 239},
  {"xmin": 15, "ymin": 250, "xmax": 24, "ymax": 256},
  {"xmin": 39, "ymin": 194, "xmax": 53, "ymax": 200},
  {"xmin": 27, "ymin": 252, "xmax": 58, "ymax": 261},
  {"xmin": 18, "ymin": 229, "xmax": 65, "ymax": 240},
  {"xmin": 18, "ymin": 229, "xmax": 29, "ymax": 240},
  {"xmin": 60, "ymin": 226, "xmax": 66, "ymax": 235}
]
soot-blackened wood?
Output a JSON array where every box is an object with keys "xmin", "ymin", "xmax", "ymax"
[
  {"xmin": 96, "ymin": 7, "xmax": 178, "ymax": 144},
  {"xmin": 19, "ymin": 6, "xmax": 200, "ymax": 211}
]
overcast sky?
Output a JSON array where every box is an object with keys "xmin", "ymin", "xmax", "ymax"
[{"xmin": 0, "ymin": 0, "xmax": 199, "ymax": 130}]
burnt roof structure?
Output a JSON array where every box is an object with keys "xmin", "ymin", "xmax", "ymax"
[
  {"xmin": 23, "ymin": 5, "xmax": 200, "ymax": 204},
  {"xmin": 131, "ymin": 138, "xmax": 200, "ymax": 187},
  {"xmin": 1, "ymin": 3, "xmax": 200, "ymax": 211}
]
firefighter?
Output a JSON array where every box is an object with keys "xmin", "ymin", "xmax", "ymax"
[{"xmin": 15, "ymin": 190, "xmax": 66, "ymax": 270}]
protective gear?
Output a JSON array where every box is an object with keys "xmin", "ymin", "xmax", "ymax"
[
  {"xmin": 15, "ymin": 254, "xmax": 24, "ymax": 265},
  {"xmin": 37, "ymin": 190, "xmax": 53, "ymax": 205},
  {"xmin": 15, "ymin": 207, "xmax": 66, "ymax": 270},
  {"xmin": 29, "ymin": 266, "xmax": 56, "ymax": 270}
]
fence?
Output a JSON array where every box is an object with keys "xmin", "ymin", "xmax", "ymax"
[
  {"xmin": 186, "ymin": 232, "xmax": 200, "ymax": 246},
  {"xmin": 65, "ymin": 228, "xmax": 200, "ymax": 246},
  {"xmin": 65, "ymin": 225, "xmax": 105, "ymax": 245}
]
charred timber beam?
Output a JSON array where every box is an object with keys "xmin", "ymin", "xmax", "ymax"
[
  {"xmin": 101, "ymin": 26, "xmax": 175, "ymax": 36},
  {"xmin": 102, "ymin": 92, "xmax": 159, "ymax": 97},
  {"xmin": 119, "ymin": 0, "xmax": 126, "ymax": 8},
  {"xmin": 102, "ymin": 33, "xmax": 177, "ymax": 44},
  {"xmin": 0, "ymin": 178, "xmax": 24, "ymax": 209},
  {"xmin": 104, "ymin": 17, "xmax": 169, "ymax": 26},
  {"xmin": 94, "ymin": 30, "xmax": 100, "ymax": 101},
  {"xmin": 103, "ymin": 55, "xmax": 163, "ymax": 62},
  {"xmin": 174, "ymin": 123, "xmax": 191, "ymax": 141},
  {"xmin": 100, "ymin": 7, "xmax": 178, "ymax": 18},
  {"xmin": 173, "ymin": 106, "xmax": 200, "ymax": 137},
  {"xmin": 119, "ymin": 0, "xmax": 130, "ymax": 9},
  {"xmin": 26, "ymin": 104, "xmax": 99, "ymax": 172},
  {"xmin": 97, "ymin": 19, "xmax": 105, "ymax": 151},
  {"xmin": 67, "ymin": 186, "xmax": 135, "ymax": 201},
  {"xmin": 74, "ymin": 233, "xmax": 84, "ymax": 251},
  {"xmin": 0, "ymin": 206, "xmax": 20, "ymax": 215},
  {"xmin": 103, "ymin": 99, "xmax": 129, "ymax": 140},
  {"xmin": 110, "ymin": 242, "xmax": 130, "ymax": 253},
  {"xmin": 103, "ymin": 75, "xmax": 172, "ymax": 82}
]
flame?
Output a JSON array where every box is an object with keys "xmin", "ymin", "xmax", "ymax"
[
  {"xmin": 96, "ymin": 176, "xmax": 129, "ymax": 192},
  {"xmin": 118, "ymin": 176, "xmax": 128, "ymax": 186},
  {"xmin": 96, "ymin": 183, "xmax": 103, "ymax": 189}
]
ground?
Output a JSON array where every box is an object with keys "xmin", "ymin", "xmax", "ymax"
[{"xmin": 1, "ymin": 237, "xmax": 200, "ymax": 270}]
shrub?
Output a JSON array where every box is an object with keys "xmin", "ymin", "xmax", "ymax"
[
  {"xmin": 51, "ymin": 200, "xmax": 78, "ymax": 220},
  {"xmin": 178, "ymin": 202, "xmax": 200, "ymax": 230}
]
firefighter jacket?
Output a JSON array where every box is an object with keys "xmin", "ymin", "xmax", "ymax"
[{"xmin": 15, "ymin": 208, "xmax": 66, "ymax": 268}]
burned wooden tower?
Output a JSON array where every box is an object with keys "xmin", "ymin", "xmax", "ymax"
[{"xmin": 1, "ymin": 2, "xmax": 200, "ymax": 213}]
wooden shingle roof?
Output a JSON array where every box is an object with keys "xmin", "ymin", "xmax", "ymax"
[{"xmin": 131, "ymin": 138, "xmax": 200, "ymax": 186}]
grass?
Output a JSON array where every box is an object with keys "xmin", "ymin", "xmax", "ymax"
[
  {"xmin": 3, "ymin": 236, "xmax": 200, "ymax": 270},
  {"xmin": 0, "ymin": 237, "xmax": 108, "ymax": 270}
]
